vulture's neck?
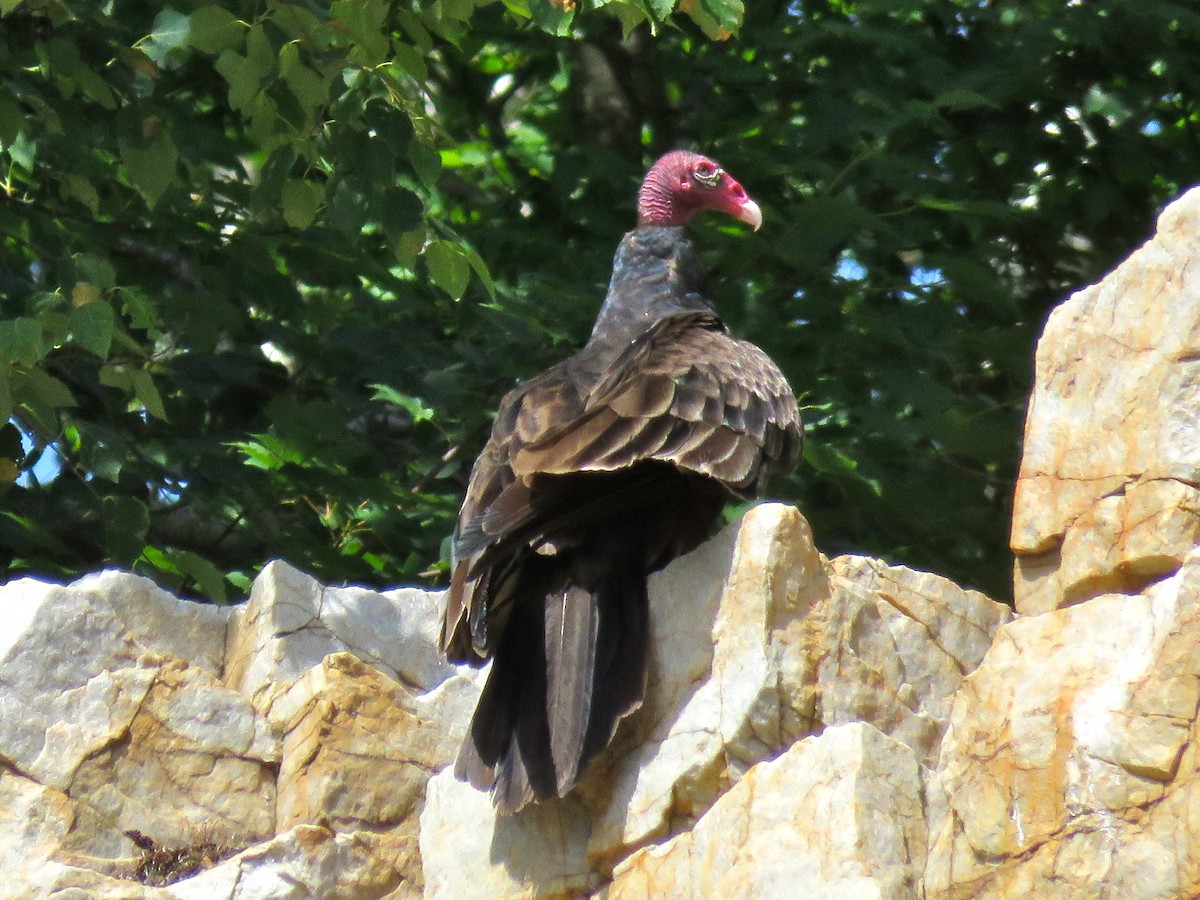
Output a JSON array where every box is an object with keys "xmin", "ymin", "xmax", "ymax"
[{"xmin": 587, "ymin": 226, "xmax": 714, "ymax": 349}]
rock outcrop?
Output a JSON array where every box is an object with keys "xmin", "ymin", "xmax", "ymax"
[
  {"xmin": 2, "ymin": 186, "xmax": 1198, "ymax": 898},
  {"xmin": 419, "ymin": 504, "xmax": 1008, "ymax": 898},
  {"xmin": 1011, "ymin": 186, "xmax": 1200, "ymax": 615},
  {"xmin": 0, "ymin": 506, "xmax": 1010, "ymax": 898},
  {"xmin": 925, "ymin": 552, "xmax": 1200, "ymax": 898}
]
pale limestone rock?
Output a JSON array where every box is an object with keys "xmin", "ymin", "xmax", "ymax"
[
  {"xmin": 1011, "ymin": 186, "xmax": 1200, "ymax": 614},
  {"xmin": 419, "ymin": 769, "xmax": 596, "ymax": 900},
  {"xmin": 0, "ymin": 769, "xmax": 178, "ymax": 898},
  {"xmin": 0, "ymin": 572, "xmax": 227, "ymax": 791},
  {"xmin": 274, "ymin": 652, "xmax": 478, "ymax": 825},
  {"xmin": 608, "ymin": 722, "xmax": 925, "ymax": 900},
  {"xmin": 66, "ymin": 656, "xmax": 277, "ymax": 857},
  {"xmin": 272, "ymin": 652, "xmax": 480, "ymax": 890},
  {"xmin": 224, "ymin": 561, "xmax": 458, "ymax": 716},
  {"xmin": 0, "ymin": 571, "xmax": 262, "ymax": 864},
  {"xmin": 0, "ymin": 770, "xmax": 78, "ymax": 891},
  {"xmin": 819, "ymin": 555, "xmax": 1011, "ymax": 764},
  {"xmin": 168, "ymin": 825, "xmax": 414, "ymax": 899},
  {"xmin": 925, "ymin": 548, "xmax": 1200, "ymax": 899},
  {"xmin": 584, "ymin": 507, "xmax": 1007, "ymax": 865},
  {"xmin": 0, "ymin": 505, "xmax": 1018, "ymax": 898}
]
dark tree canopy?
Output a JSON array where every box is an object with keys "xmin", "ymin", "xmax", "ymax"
[{"xmin": 1, "ymin": 0, "xmax": 1197, "ymax": 601}]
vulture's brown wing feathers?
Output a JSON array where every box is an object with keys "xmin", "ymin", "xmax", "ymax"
[{"xmin": 515, "ymin": 311, "xmax": 800, "ymax": 492}]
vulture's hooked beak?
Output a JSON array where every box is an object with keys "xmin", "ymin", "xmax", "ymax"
[{"xmin": 735, "ymin": 198, "xmax": 763, "ymax": 231}]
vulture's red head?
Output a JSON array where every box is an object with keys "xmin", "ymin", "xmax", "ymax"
[{"xmin": 637, "ymin": 151, "xmax": 762, "ymax": 231}]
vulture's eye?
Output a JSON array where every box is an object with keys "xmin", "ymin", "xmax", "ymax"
[{"xmin": 692, "ymin": 161, "xmax": 723, "ymax": 188}]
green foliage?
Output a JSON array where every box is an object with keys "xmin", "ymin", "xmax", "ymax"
[{"xmin": 0, "ymin": 0, "xmax": 1195, "ymax": 601}]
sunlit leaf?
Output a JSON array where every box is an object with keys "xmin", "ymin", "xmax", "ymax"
[
  {"xmin": 370, "ymin": 383, "xmax": 435, "ymax": 423},
  {"xmin": 679, "ymin": 0, "xmax": 742, "ymax": 39},
  {"xmin": 142, "ymin": 8, "xmax": 192, "ymax": 66},
  {"xmin": 425, "ymin": 240, "xmax": 471, "ymax": 300}
]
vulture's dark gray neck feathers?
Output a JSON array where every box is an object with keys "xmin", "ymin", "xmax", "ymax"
[{"xmin": 587, "ymin": 226, "xmax": 715, "ymax": 350}]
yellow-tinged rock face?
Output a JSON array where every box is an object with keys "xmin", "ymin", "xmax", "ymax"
[
  {"xmin": 1012, "ymin": 186, "xmax": 1200, "ymax": 614},
  {"xmin": 608, "ymin": 722, "xmax": 926, "ymax": 900},
  {"xmin": 925, "ymin": 549, "xmax": 1200, "ymax": 899}
]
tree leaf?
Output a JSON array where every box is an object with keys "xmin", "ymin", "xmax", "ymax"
[
  {"xmin": 607, "ymin": 2, "xmax": 653, "ymax": 38},
  {"xmin": 370, "ymin": 383, "xmax": 435, "ymax": 423},
  {"xmin": 104, "ymin": 495, "xmax": 150, "ymax": 563},
  {"xmin": 394, "ymin": 226, "xmax": 426, "ymax": 270},
  {"xmin": 12, "ymin": 370, "xmax": 76, "ymax": 434},
  {"xmin": 120, "ymin": 130, "xmax": 179, "ymax": 208},
  {"xmin": 331, "ymin": 0, "xmax": 390, "ymax": 66},
  {"xmin": 281, "ymin": 178, "xmax": 325, "ymax": 229},
  {"xmin": 70, "ymin": 255, "xmax": 117, "ymax": 291},
  {"xmin": 232, "ymin": 433, "xmax": 304, "ymax": 470},
  {"xmin": 0, "ymin": 87, "xmax": 20, "ymax": 147},
  {"xmin": 68, "ymin": 298, "xmax": 115, "ymax": 358},
  {"xmin": 425, "ymin": 240, "xmax": 471, "ymax": 299},
  {"xmin": 460, "ymin": 244, "xmax": 496, "ymax": 300},
  {"xmin": 142, "ymin": 8, "xmax": 193, "ymax": 66},
  {"xmin": 527, "ymin": 0, "xmax": 575, "ymax": 35},
  {"xmin": 680, "ymin": 0, "xmax": 743, "ymax": 39},
  {"xmin": 119, "ymin": 288, "xmax": 161, "ymax": 333},
  {"xmin": 392, "ymin": 42, "xmax": 428, "ymax": 81},
  {"xmin": 280, "ymin": 44, "xmax": 330, "ymax": 121},
  {"xmin": 380, "ymin": 186, "xmax": 424, "ymax": 239},
  {"xmin": 132, "ymin": 369, "xmax": 167, "ymax": 420},
  {"xmin": 0, "ymin": 318, "xmax": 44, "ymax": 365},
  {"xmin": 60, "ymin": 174, "xmax": 100, "ymax": 216},
  {"xmin": 0, "ymin": 368, "xmax": 11, "ymax": 423},
  {"xmin": 170, "ymin": 549, "xmax": 230, "ymax": 602},
  {"xmin": 99, "ymin": 364, "xmax": 134, "ymax": 394},
  {"xmin": 189, "ymin": 6, "xmax": 244, "ymax": 54},
  {"xmin": 410, "ymin": 139, "xmax": 441, "ymax": 190}
]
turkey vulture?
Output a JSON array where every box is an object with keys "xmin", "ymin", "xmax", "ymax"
[{"xmin": 441, "ymin": 151, "xmax": 802, "ymax": 813}]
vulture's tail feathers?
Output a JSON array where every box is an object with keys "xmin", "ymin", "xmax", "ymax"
[
  {"xmin": 545, "ymin": 583, "xmax": 599, "ymax": 794},
  {"xmin": 455, "ymin": 556, "xmax": 649, "ymax": 813},
  {"xmin": 580, "ymin": 561, "xmax": 648, "ymax": 776}
]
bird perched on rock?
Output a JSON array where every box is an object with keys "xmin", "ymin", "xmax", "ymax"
[{"xmin": 441, "ymin": 150, "xmax": 802, "ymax": 813}]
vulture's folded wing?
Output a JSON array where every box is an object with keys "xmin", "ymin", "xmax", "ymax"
[{"xmin": 513, "ymin": 311, "xmax": 801, "ymax": 489}]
